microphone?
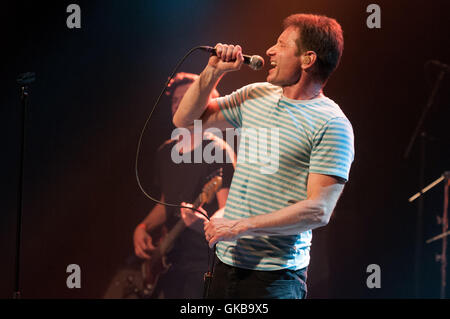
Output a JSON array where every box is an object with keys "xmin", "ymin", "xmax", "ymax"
[{"xmin": 199, "ymin": 46, "xmax": 265, "ymax": 71}]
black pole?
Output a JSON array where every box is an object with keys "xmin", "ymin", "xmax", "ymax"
[
  {"xmin": 413, "ymin": 172, "xmax": 450, "ymax": 298},
  {"xmin": 413, "ymin": 132, "xmax": 426, "ymax": 298},
  {"xmin": 13, "ymin": 86, "xmax": 28, "ymax": 299},
  {"xmin": 439, "ymin": 173, "xmax": 449, "ymax": 299},
  {"xmin": 404, "ymin": 67, "xmax": 446, "ymax": 298},
  {"xmin": 404, "ymin": 69, "xmax": 445, "ymax": 160},
  {"xmin": 14, "ymin": 72, "xmax": 35, "ymax": 299}
]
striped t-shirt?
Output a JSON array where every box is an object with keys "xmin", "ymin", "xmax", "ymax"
[{"xmin": 215, "ymin": 82, "xmax": 354, "ymax": 271}]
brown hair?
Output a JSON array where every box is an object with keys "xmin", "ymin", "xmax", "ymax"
[{"xmin": 283, "ymin": 14, "xmax": 344, "ymax": 81}]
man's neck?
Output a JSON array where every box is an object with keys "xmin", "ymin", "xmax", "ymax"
[{"xmin": 282, "ymin": 76, "xmax": 324, "ymax": 101}]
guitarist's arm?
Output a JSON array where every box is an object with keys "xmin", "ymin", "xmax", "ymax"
[
  {"xmin": 216, "ymin": 188, "xmax": 229, "ymax": 210},
  {"xmin": 211, "ymin": 187, "xmax": 229, "ymax": 219},
  {"xmin": 133, "ymin": 194, "xmax": 167, "ymax": 260}
]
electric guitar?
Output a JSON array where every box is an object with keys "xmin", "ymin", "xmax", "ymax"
[{"xmin": 140, "ymin": 168, "xmax": 223, "ymax": 298}]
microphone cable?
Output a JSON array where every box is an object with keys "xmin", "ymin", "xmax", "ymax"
[
  {"xmin": 134, "ymin": 46, "xmax": 211, "ymax": 220},
  {"xmin": 134, "ymin": 46, "xmax": 228, "ymax": 298}
]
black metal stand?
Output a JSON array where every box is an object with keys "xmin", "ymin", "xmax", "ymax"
[
  {"xmin": 410, "ymin": 172, "xmax": 450, "ymax": 299},
  {"xmin": 438, "ymin": 173, "xmax": 448, "ymax": 299},
  {"xmin": 404, "ymin": 66, "xmax": 446, "ymax": 298},
  {"xmin": 14, "ymin": 72, "xmax": 35, "ymax": 299}
]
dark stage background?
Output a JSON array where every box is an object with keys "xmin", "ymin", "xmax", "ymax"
[{"xmin": 1, "ymin": 0, "xmax": 449, "ymax": 298}]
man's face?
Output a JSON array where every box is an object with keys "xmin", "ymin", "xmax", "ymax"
[{"xmin": 266, "ymin": 26, "xmax": 303, "ymax": 87}]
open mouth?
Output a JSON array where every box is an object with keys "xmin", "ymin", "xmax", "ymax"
[{"xmin": 268, "ymin": 61, "xmax": 277, "ymax": 75}]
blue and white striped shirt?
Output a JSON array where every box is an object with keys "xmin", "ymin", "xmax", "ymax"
[{"xmin": 216, "ymin": 82, "xmax": 354, "ymax": 271}]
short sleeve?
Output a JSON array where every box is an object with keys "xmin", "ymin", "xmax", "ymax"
[
  {"xmin": 216, "ymin": 84, "xmax": 253, "ymax": 128},
  {"xmin": 309, "ymin": 117, "xmax": 355, "ymax": 181}
]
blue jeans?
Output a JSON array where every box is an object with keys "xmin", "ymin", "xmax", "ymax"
[{"xmin": 206, "ymin": 259, "xmax": 308, "ymax": 299}]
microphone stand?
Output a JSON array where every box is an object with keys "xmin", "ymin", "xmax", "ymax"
[
  {"xmin": 14, "ymin": 72, "xmax": 35, "ymax": 299},
  {"xmin": 409, "ymin": 172, "xmax": 450, "ymax": 299},
  {"xmin": 403, "ymin": 67, "xmax": 446, "ymax": 298},
  {"xmin": 202, "ymin": 245, "xmax": 216, "ymax": 299}
]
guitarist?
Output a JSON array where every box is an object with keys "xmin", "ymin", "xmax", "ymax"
[{"xmin": 133, "ymin": 72, "xmax": 236, "ymax": 298}]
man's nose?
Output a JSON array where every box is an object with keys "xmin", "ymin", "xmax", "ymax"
[{"xmin": 266, "ymin": 45, "xmax": 275, "ymax": 57}]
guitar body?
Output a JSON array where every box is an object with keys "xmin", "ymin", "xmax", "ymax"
[{"xmin": 141, "ymin": 247, "xmax": 171, "ymax": 297}]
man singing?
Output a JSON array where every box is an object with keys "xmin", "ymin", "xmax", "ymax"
[{"xmin": 173, "ymin": 13, "xmax": 354, "ymax": 299}]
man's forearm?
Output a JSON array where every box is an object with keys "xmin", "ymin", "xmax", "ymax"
[
  {"xmin": 204, "ymin": 199, "xmax": 332, "ymax": 247},
  {"xmin": 237, "ymin": 177, "xmax": 344, "ymax": 237},
  {"xmin": 141, "ymin": 203, "xmax": 166, "ymax": 232},
  {"xmin": 173, "ymin": 66, "xmax": 223, "ymax": 127},
  {"xmin": 239, "ymin": 199, "xmax": 331, "ymax": 236}
]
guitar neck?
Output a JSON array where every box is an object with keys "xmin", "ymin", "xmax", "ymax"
[{"xmin": 159, "ymin": 196, "xmax": 204, "ymax": 255}]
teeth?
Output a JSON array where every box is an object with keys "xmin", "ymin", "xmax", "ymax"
[{"xmin": 271, "ymin": 61, "xmax": 277, "ymax": 66}]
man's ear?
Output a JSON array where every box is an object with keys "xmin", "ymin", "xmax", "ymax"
[{"xmin": 301, "ymin": 51, "xmax": 317, "ymax": 69}]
